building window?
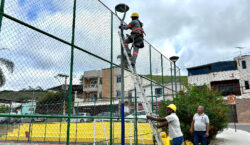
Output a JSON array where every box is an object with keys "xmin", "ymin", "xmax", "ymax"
[
  {"xmin": 116, "ymin": 90, "xmax": 121, "ymax": 97},
  {"xmin": 90, "ymin": 94, "xmax": 97, "ymax": 101},
  {"xmin": 99, "ymin": 78, "xmax": 102, "ymax": 85},
  {"xmin": 245, "ymin": 81, "xmax": 249, "ymax": 89},
  {"xmin": 90, "ymin": 80, "xmax": 97, "ymax": 87},
  {"xmin": 99, "ymin": 92, "xmax": 102, "ymax": 98},
  {"xmin": 117, "ymin": 76, "xmax": 121, "ymax": 83},
  {"xmin": 155, "ymin": 88, "xmax": 162, "ymax": 96},
  {"xmin": 242, "ymin": 61, "xmax": 246, "ymax": 69}
]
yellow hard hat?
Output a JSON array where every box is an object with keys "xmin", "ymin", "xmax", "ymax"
[
  {"xmin": 167, "ymin": 104, "xmax": 177, "ymax": 112},
  {"xmin": 161, "ymin": 132, "xmax": 167, "ymax": 138},
  {"xmin": 131, "ymin": 12, "xmax": 139, "ymax": 18}
]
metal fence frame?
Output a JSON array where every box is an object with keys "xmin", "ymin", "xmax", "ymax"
[{"xmin": 0, "ymin": 0, "xmax": 182, "ymax": 144}]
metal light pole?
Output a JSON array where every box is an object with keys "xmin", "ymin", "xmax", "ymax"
[
  {"xmin": 170, "ymin": 56, "xmax": 179, "ymax": 96},
  {"xmin": 115, "ymin": 3, "xmax": 129, "ymax": 145}
]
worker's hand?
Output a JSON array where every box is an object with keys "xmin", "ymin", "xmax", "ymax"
[
  {"xmin": 146, "ymin": 115, "xmax": 153, "ymax": 120},
  {"xmin": 189, "ymin": 128, "xmax": 193, "ymax": 134},
  {"xmin": 155, "ymin": 125, "xmax": 161, "ymax": 128},
  {"xmin": 205, "ymin": 132, "xmax": 209, "ymax": 137}
]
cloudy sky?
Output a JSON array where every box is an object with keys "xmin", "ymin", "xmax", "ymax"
[
  {"xmin": 1, "ymin": 0, "xmax": 250, "ymax": 91},
  {"xmin": 102, "ymin": 0, "xmax": 250, "ymax": 68}
]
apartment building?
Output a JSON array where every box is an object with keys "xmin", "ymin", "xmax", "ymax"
[{"xmin": 82, "ymin": 67, "xmax": 150, "ymax": 101}]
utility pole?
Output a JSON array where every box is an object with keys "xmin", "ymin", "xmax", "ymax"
[{"xmin": 56, "ymin": 74, "xmax": 69, "ymax": 115}]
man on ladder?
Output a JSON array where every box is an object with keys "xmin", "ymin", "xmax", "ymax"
[{"xmin": 119, "ymin": 12, "xmax": 144, "ymax": 68}]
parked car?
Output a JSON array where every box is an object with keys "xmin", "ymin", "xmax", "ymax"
[
  {"xmin": 126, "ymin": 111, "xmax": 148, "ymax": 122},
  {"xmin": 0, "ymin": 117, "xmax": 20, "ymax": 124},
  {"xmin": 95, "ymin": 112, "xmax": 120, "ymax": 122},
  {"xmin": 69, "ymin": 113, "xmax": 92, "ymax": 123},
  {"xmin": 20, "ymin": 115, "xmax": 45, "ymax": 123}
]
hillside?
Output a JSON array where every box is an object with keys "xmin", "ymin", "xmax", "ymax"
[
  {"xmin": 0, "ymin": 91, "xmax": 47, "ymax": 102},
  {"xmin": 144, "ymin": 75, "xmax": 188, "ymax": 85}
]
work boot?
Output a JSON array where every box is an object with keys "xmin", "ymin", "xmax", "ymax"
[
  {"xmin": 131, "ymin": 63, "xmax": 136, "ymax": 69},
  {"xmin": 124, "ymin": 59, "xmax": 129, "ymax": 69}
]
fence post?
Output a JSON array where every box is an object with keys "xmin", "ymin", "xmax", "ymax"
[
  {"xmin": 0, "ymin": 0, "xmax": 5, "ymax": 31},
  {"xmin": 179, "ymin": 68, "xmax": 181, "ymax": 90},
  {"xmin": 161, "ymin": 54, "xmax": 165, "ymax": 101},
  {"xmin": 134, "ymin": 87, "xmax": 138, "ymax": 145},
  {"xmin": 174, "ymin": 62, "xmax": 177, "ymax": 95},
  {"xmin": 66, "ymin": 0, "xmax": 77, "ymax": 144},
  {"xmin": 170, "ymin": 62, "xmax": 174, "ymax": 97},
  {"xmin": 149, "ymin": 45, "xmax": 153, "ymax": 113},
  {"xmin": 110, "ymin": 12, "xmax": 113, "ymax": 145}
]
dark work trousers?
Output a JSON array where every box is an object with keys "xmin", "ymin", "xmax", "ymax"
[
  {"xmin": 124, "ymin": 35, "xmax": 141, "ymax": 66},
  {"xmin": 194, "ymin": 131, "xmax": 207, "ymax": 145}
]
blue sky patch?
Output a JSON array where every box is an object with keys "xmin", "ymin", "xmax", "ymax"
[
  {"xmin": 18, "ymin": 0, "xmax": 58, "ymax": 21},
  {"xmin": 174, "ymin": 43, "xmax": 182, "ymax": 53}
]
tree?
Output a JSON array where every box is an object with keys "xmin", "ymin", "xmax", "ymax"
[
  {"xmin": 0, "ymin": 56, "xmax": 14, "ymax": 87},
  {"xmin": 0, "ymin": 104, "xmax": 10, "ymax": 113},
  {"xmin": 159, "ymin": 85, "xmax": 229, "ymax": 142},
  {"xmin": 36, "ymin": 92, "xmax": 66, "ymax": 114}
]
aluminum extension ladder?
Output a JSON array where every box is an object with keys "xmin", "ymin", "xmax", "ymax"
[{"xmin": 118, "ymin": 31, "xmax": 164, "ymax": 145}]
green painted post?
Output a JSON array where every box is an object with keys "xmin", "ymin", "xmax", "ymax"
[
  {"xmin": 161, "ymin": 54, "xmax": 165, "ymax": 101},
  {"xmin": 149, "ymin": 45, "xmax": 153, "ymax": 113},
  {"xmin": 66, "ymin": 0, "xmax": 77, "ymax": 144},
  {"xmin": 44, "ymin": 104, "xmax": 48, "ymax": 143},
  {"xmin": 174, "ymin": 62, "xmax": 177, "ymax": 95},
  {"xmin": 134, "ymin": 87, "xmax": 138, "ymax": 145},
  {"xmin": 170, "ymin": 62, "xmax": 174, "ymax": 97},
  {"xmin": 75, "ymin": 103, "xmax": 79, "ymax": 144},
  {"xmin": 5, "ymin": 102, "xmax": 11, "ymax": 142},
  {"xmin": 59, "ymin": 103, "xmax": 63, "ymax": 144},
  {"xmin": 0, "ymin": 0, "xmax": 5, "ymax": 31},
  {"xmin": 17, "ymin": 104, "xmax": 23, "ymax": 143},
  {"xmin": 109, "ymin": 12, "xmax": 113, "ymax": 145},
  {"xmin": 149, "ymin": 46, "xmax": 156, "ymax": 145},
  {"xmin": 179, "ymin": 68, "xmax": 181, "ymax": 90}
]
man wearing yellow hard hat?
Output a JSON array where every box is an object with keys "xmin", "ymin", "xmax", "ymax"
[
  {"xmin": 147, "ymin": 104, "xmax": 184, "ymax": 145},
  {"xmin": 119, "ymin": 12, "xmax": 144, "ymax": 69}
]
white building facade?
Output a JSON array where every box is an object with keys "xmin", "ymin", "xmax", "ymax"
[{"xmin": 187, "ymin": 55, "xmax": 250, "ymax": 98}]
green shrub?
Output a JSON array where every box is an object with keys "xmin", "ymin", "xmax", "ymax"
[
  {"xmin": 159, "ymin": 85, "xmax": 229, "ymax": 142},
  {"xmin": 0, "ymin": 104, "xmax": 10, "ymax": 113}
]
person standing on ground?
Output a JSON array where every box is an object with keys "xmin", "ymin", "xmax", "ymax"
[
  {"xmin": 190, "ymin": 106, "xmax": 210, "ymax": 145},
  {"xmin": 147, "ymin": 104, "xmax": 184, "ymax": 145},
  {"xmin": 119, "ymin": 12, "xmax": 144, "ymax": 68}
]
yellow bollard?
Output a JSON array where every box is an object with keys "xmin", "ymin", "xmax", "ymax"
[
  {"xmin": 182, "ymin": 140, "xmax": 193, "ymax": 145},
  {"xmin": 161, "ymin": 132, "xmax": 172, "ymax": 145}
]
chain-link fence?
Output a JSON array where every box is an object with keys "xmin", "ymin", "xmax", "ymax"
[{"xmin": 0, "ymin": 0, "xmax": 183, "ymax": 144}]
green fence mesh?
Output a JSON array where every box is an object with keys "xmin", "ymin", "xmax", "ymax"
[{"xmin": 0, "ymin": 0, "xmax": 182, "ymax": 144}]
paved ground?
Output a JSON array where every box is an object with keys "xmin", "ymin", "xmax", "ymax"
[
  {"xmin": 211, "ymin": 128, "xmax": 250, "ymax": 145},
  {"xmin": 229, "ymin": 124, "xmax": 250, "ymax": 133}
]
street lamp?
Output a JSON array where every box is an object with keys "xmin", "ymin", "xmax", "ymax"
[
  {"xmin": 170, "ymin": 56, "xmax": 179, "ymax": 95},
  {"xmin": 115, "ymin": 4, "xmax": 129, "ymax": 145}
]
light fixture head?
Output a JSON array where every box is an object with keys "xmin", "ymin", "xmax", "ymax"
[
  {"xmin": 115, "ymin": 3, "xmax": 129, "ymax": 13},
  {"xmin": 170, "ymin": 56, "xmax": 179, "ymax": 62}
]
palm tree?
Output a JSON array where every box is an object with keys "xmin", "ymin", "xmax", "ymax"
[{"xmin": 0, "ymin": 51, "xmax": 14, "ymax": 87}]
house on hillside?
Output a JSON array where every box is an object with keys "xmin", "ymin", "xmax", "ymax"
[{"xmin": 187, "ymin": 55, "xmax": 250, "ymax": 98}]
